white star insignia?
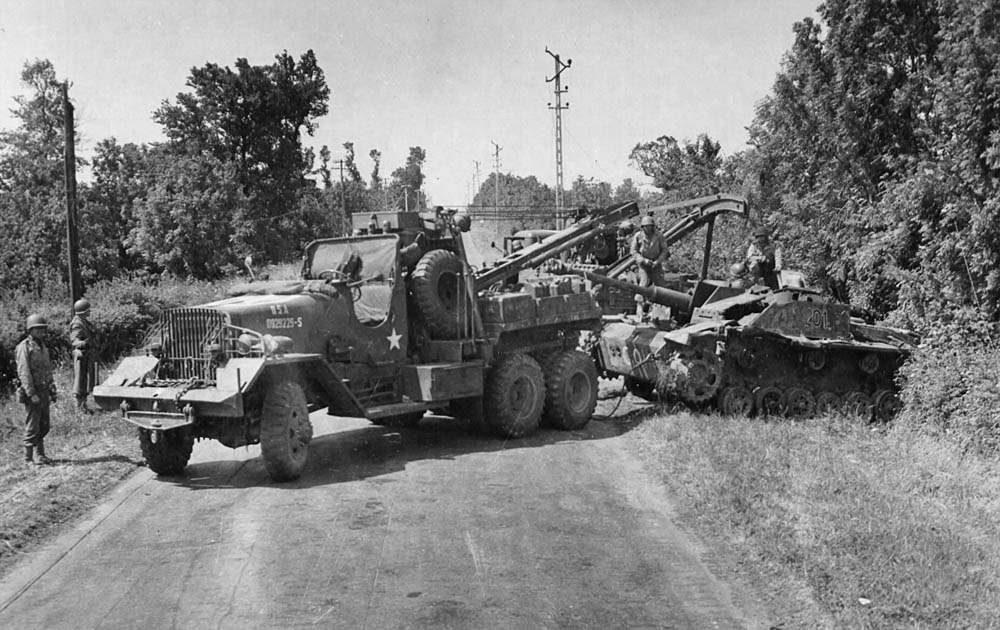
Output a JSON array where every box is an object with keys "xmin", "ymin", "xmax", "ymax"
[{"xmin": 387, "ymin": 328, "xmax": 402, "ymax": 350}]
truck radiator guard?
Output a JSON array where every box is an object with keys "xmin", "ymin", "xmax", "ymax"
[{"xmin": 143, "ymin": 308, "xmax": 264, "ymax": 382}]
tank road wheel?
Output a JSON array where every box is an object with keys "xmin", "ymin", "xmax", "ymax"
[
  {"xmin": 806, "ymin": 351, "xmax": 826, "ymax": 371},
  {"xmin": 858, "ymin": 353, "xmax": 880, "ymax": 375},
  {"xmin": 412, "ymin": 249, "xmax": 467, "ymax": 339},
  {"xmin": 484, "ymin": 354, "xmax": 545, "ymax": 438},
  {"xmin": 138, "ymin": 428, "xmax": 194, "ymax": 476},
  {"xmin": 815, "ymin": 392, "xmax": 842, "ymax": 415},
  {"xmin": 543, "ymin": 350, "xmax": 599, "ymax": 430},
  {"xmin": 754, "ymin": 386, "xmax": 786, "ymax": 416},
  {"xmin": 843, "ymin": 391, "xmax": 873, "ymax": 419},
  {"xmin": 785, "ymin": 388, "xmax": 817, "ymax": 418},
  {"xmin": 718, "ymin": 386, "xmax": 754, "ymax": 416},
  {"xmin": 260, "ymin": 381, "xmax": 313, "ymax": 481},
  {"xmin": 624, "ymin": 376, "xmax": 658, "ymax": 401},
  {"xmin": 872, "ymin": 389, "xmax": 902, "ymax": 422},
  {"xmin": 371, "ymin": 412, "xmax": 424, "ymax": 428}
]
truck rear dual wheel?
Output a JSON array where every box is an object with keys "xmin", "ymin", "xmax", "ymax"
[
  {"xmin": 484, "ymin": 353, "xmax": 545, "ymax": 438},
  {"xmin": 139, "ymin": 428, "xmax": 194, "ymax": 476},
  {"xmin": 260, "ymin": 381, "xmax": 313, "ymax": 482},
  {"xmin": 543, "ymin": 350, "xmax": 598, "ymax": 430}
]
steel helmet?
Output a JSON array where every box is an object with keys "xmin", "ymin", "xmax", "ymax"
[
  {"xmin": 752, "ymin": 226, "xmax": 770, "ymax": 238},
  {"xmin": 74, "ymin": 298, "xmax": 91, "ymax": 315},
  {"xmin": 730, "ymin": 262, "xmax": 748, "ymax": 277},
  {"xmin": 26, "ymin": 314, "xmax": 48, "ymax": 330},
  {"xmin": 640, "ymin": 215, "xmax": 656, "ymax": 227}
]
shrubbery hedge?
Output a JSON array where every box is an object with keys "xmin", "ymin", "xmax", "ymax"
[
  {"xmin": 895, "ymin": 314, "xmax": 1000, "ymax": 458},
  {"xmin": 0, "ymin": 275, "xmax": 224, "ymax": 397}
]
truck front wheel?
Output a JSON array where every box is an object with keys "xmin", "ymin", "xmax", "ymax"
[
  {"xmin": 139, "ymin": 428, "xmax": 194, "ymax": 476},
  {"xmin": 484, "ymin": 354, "xmax": 545, "ymax": 438},
  {"xmin": 260, "ymin": 381, "xmax": 313, "ymax": 481},
  {"xmin": 543, "ymin": 350, "xmax": 598, "ymax": 430}
]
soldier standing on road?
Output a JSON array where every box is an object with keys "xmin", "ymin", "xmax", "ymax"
[
  {"xmin": 631, "ymin": 215, "xmax": 669, "ymax": 288},
  {"xmin": 70, "ymin": 298, "xmax": 98, "ymax": 413},
  {"xmin": 745, "ymin": 227, "xmax": 783, "ymax": 290},
  {"xmin": 17, "ymin": 314, "xmax": 56, "ymax": 466}
]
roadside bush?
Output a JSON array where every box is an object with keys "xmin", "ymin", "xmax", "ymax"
[{"xmin": 896, "ymin": 313, "xmax": 1000, "ymax": 458}]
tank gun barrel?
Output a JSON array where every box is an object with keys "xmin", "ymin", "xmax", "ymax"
[{"xmin": 551, "ymin": 265, "xmax": 693, "ymax": 314}]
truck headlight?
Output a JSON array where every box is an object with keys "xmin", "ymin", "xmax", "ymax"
[
  {"xmin": 236, "ymin": 333, "xmax": 258, "ymax": 355},
  {"xmin": 262, "ymin": 335, "xmax": 294, "ymax": 357}
]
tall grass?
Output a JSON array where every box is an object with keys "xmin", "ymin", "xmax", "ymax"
[{"xmin": 629, "ymin": 411, "xmax": 1000, "ymax": 629}]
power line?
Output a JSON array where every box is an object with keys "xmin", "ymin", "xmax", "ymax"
[
  {"xmin": 491, "ymin": 141, "xmax": 502, "ymax": 221},
  {"xmin": 545, "ymin": 47, "xmax": 571, "ymax": 225}
]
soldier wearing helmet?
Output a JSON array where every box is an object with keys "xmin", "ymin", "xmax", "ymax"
[
  {"xmin": 745, "ymin": 226, "xmax": 783, "ymax": 290},
  {"xmin": 70, "ymin": 298, "xmax": 98, "ymax": 413},
  {"xmin": 729, "ymin": 261, "xmax": 751, "ymax": 289},
  {"xmin": 630, "ymin": 214, "xmax": 669, "ymax": 288},
  {"xmin": 16, "ymin": 314, "xmax": 56, "ymax": 465}
]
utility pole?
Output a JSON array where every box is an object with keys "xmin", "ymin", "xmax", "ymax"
[
  {"xmin": 545, "ymin": 47, "xmax": 571, "ymax": 227},
  {"xmin": 337, "ymin": 159, "xmax": 346, "ymax": 218},
  {"xmin": 63, "ymin": 82, "xmax": 82, "ymax": 306},
  {"xmin": 491, "ymin": 141, "xmax": 502, "ymax": 223}
]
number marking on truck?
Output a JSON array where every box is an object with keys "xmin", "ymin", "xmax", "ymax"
[{"xmin": 266, "ymin": 317, "xmax": 303, "ymax": 329}]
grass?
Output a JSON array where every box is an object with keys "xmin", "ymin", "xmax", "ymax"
[
  {"xmin": 0, "ymin": 362, "xmax": 140, "ymax": 572},
  {"xmin": 626, "ymin": 409, "xmax": 1000, "ymax": 630}
]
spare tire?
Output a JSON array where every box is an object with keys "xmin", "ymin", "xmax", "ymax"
[{"xmin": 411, "ymin": 249, "xmax": 469, "ymax": 339}]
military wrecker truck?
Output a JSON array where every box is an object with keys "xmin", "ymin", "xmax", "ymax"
[{"xmin": 94, "ymin": 203, "xmax": 639, "ymax": 481}]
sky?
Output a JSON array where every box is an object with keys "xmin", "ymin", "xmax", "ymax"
[{"xmin": 0, "ymin": 0, "xmax": 818, "ymax": 207}]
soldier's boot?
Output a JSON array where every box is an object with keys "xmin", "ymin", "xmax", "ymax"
[
  {"xmin": 76, "ymin": 396, "xmax": 93, "ymax": 414},
  {"xmin": 24, "ymin": 446, "xmax": 35, "ymax": 466},
  {"xmin": 35, "ymin": 442, "xmax": 52, "ymax": 465}
]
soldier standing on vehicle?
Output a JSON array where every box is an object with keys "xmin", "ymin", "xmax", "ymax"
[
  {"xmin": 631, "ymin": 215, "xmax": 669, "ymax": 288},
  {"xmin": 17, "ymin": 314, "xmax": 56, "ymax": 466},
  {"xmin": 745, "ymin": 226, "xmax": 783, "ymax": 290},
  {"xmin": 70, "ymin": 298, "xmax": 98, "ymax": 413}
]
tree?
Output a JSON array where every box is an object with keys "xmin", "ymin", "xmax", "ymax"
[
  {"xmin": 569, "ymin": 176, "xmax": 613, "ymax": 210},
  {"xmin": 629, "ymin": 134, "xmax": 724, "ymax": 198},
  {"xmin": 612, "ymin": 178, "xmax": 641, "ymax": 204},
  {"xmin": 0, "ymin": 59, "xmax": 75, "ymax": 295},
  {"xmin": 128, "ymin": 152, "xmax": 247, "ymax": 278},
  {"xmin": 80, "ymin": 138, "xmax": 156, "ymax": 281},
  {"xmin": 744, "ymin": 2, "xmax": 942, "ymax": 312},
  {"xmin": 369, "ymin": 149, "xmax": 382, "ymax": 190},
  {"xmin": 153, "ymin": 50, "xmax": 330, "ymax": 263},
  {"xmin": 387, "ymin": 146, "xmax": 426, "ymax": 210}
]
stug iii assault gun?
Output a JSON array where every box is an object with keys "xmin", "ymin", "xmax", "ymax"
[
  {"xmin": 561, "ymin": 261, "xmax": 918, "ymax": 421},
  {"xmin": 94, "ymin": 203, "xmax": 639, "ymax": 481},
  {"xmin": 549, "ymin": 192, "xmax": 919, "ymax": 420}
]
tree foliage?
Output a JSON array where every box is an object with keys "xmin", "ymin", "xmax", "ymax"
[
  {"xmin": 0, "ymin": 60, "xmax": 74, "ymax": 295},
  {"xmin": 152, "ymin": 50, "xmax": 330, "ymax": 263},
  {"xmin": 629, "ymin": 134, "xmax": 724, "ymax": 198},
  {"xmin": 743, "ymin": 0, "xmax": 1000, "ymax": 326}
]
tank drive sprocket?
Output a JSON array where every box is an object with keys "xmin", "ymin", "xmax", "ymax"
[{"xmin": 657, "ymin": 348, "xmax": 722, "ymax": 405}]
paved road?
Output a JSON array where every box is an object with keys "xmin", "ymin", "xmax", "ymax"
[{"xmin": 0, "ymin": 407, "xmax": 764, "ymax": 630}]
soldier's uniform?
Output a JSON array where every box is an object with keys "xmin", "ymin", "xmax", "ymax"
[
  {"xmin": 631, "ymin": 218, "xmax": 669, "ymax": 288},
  {"xmin": 17, "ymin": 316, "xmax": 56, "ymax": 465},
  {"xmin": 70, "ymin": 299, "xmax": 98, "ymax": 412},
  {"xmin": 746, "ymin": 228, "xmax": 783, "ymax": 290}
]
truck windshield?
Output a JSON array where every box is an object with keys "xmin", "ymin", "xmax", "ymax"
[
  {"xmin": 305, "ymin": 235, "xmax": 397, "ymax": 282},
  {"xmin": 305, "ymin": 235, "xmax": 398, "ymax": 325}
]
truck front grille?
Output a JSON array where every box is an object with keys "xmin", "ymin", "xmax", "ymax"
[{"xmin": 144, "ymin": 308, "xmax": 228, "ymax": 381}]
